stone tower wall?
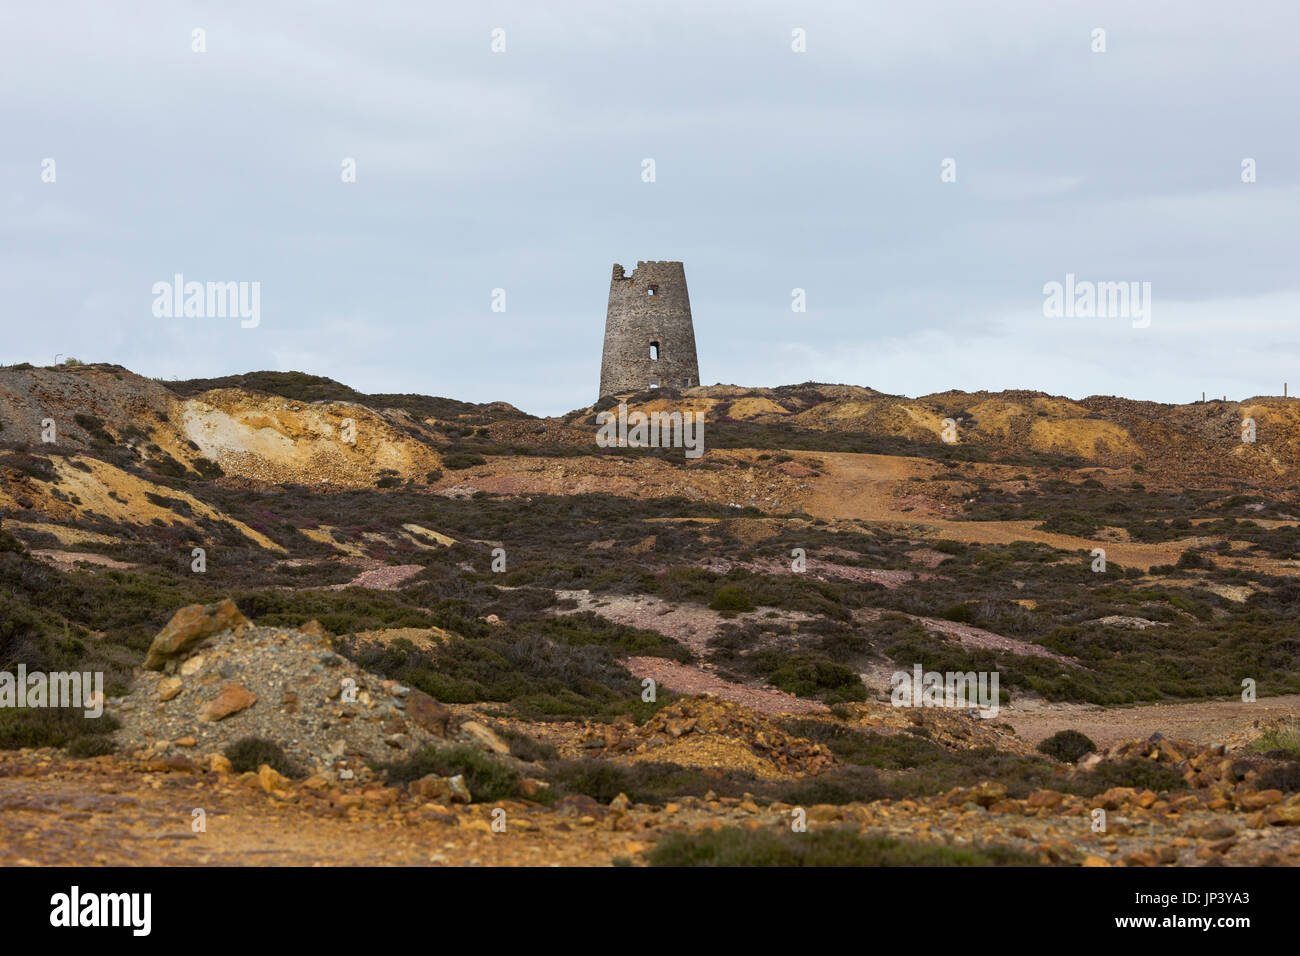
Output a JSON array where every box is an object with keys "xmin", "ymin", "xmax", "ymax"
[{"xmin": 599, "ymin": 261, "xmax": 700, "ymax": 397}]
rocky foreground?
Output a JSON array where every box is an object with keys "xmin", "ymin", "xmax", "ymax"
[
  {"xmin": 3, "ymin": 742, "xmax": 1300, "ymax": 867},
  {"xmin": 1, "ymin": 601, "xmax": 1298, "ymax": 866}
]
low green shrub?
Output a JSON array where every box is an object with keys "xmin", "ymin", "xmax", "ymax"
[
  {"xmin": 1036, "ymin": 729, "xmax": 1097, "ymax": 763},
  {"xmin": 442, "ymin": 453, "xmax": 487, "ymax": 470},
  {"xmin": 499, "ymin": 727, "xmax": 558, "ymax": 762},
  {"xmin": 223, "ymin": 737, "xmax": 304, "ymax": 778},
  {"xmin": 0, "ymin": 708, "xmax": 119, "ymax": 751},
  {"xmin": 1063, "ymin": 758, "xmax": 1186, "ymax": 796},
  {"xmin": 645, "ymin": 826, "xmax": 1038, "ymax": 866},
  {"xmin": 756, "ymin": 653, "xmax": 866, "ymax": 703},
  {"xmin": 378, "ymin": 744, "xmax": 519, "ymax": 801},
  {"xmin": 1247, "ymin": 723, "xmax": 1300, "ymax": 760},
  {"xmin": 709, "ymin": 584, "xmax": 754, "ymax": 616}
]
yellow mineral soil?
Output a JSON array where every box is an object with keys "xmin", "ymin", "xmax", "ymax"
[
  {"xmin": 401, "ymin": 523, "xmax": 457, "ymax": 547},
  {"xmin": 179, "ymin": 390, "xmax": 442, "ymax": 487},
  {"xmin": 299, "ymin": 526, "xmax": 370, "ymax": 558},
  {"xmin": 3, "ymin": 457, "xmax": 287, "ymax": 552}
]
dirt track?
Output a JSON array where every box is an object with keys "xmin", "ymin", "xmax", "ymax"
[
  {"xmin": 0, "ymin": 758, "xmax": 649, "ymax": 867},
  {"xmin": 999, "ymin": 694, "xmax": 1300, "ymax": 748}
]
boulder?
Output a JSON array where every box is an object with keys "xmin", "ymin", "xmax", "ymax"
[
  {"xmin": 1194, "ymin": 822, "xmax": 1236, "ymax": 841},
  {"xmin": 460, "ymin": 720, "xmax": 509, "ymax": 755},
  {"xmin": 259, "ymin": 764, "xmax": 291, "ymax": 792},
  {"xmin": 949, "ymin": 781, "xmax": 1006, "ymax": 809},
  {"xmin": 1238, "ymin": 789, "xmax": 1284, "ymax": 811},
  {"xmin": 1265, "ymin": 805, "xmax": 1300, "ymax": 826},
  {"xmin": 608, "ymin": 792, "xmax": 631, "ymax": 813},
  {"xmin": 447, "ymin": 775, "xmax": 471, "ymax": 804},
  {"xmin": 143, "ymin": 599, "xmax": 250, "ymax": 670},
  {"xmin": 198, "ymin": 682, "xmax": 258, "ymax": 721},
  {"xmin": 1026, "ymin": 789, "xmax": 1063, "ymax": 809},
  {"xmin": 410, "ymin": 773, "xmax": 470, "ymax": 804},
  {"xmin": 407, "ymin": 690, "xmax": 452, "ymax": 737}
]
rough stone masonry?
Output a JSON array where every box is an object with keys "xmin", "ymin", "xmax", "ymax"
[{"xmin": 599, "ymin": 261, "xmax": 700, "ymax": 398}]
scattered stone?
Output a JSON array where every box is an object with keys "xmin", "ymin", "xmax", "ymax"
[
  {"xmin": 1265, "ymin": 806, "xmax": 1300, "ymax": 826},
  {"xmin": 948, "ymin": 781, "xmax": 1006, "ymax": 809},
  {"xmin": 143, "ymin": 756, "xmax": 197, "ymax": 773},
  {"xmin": 1194, "ymin": 822, "xmax": 1236, "ymax": 841},
  {"xmin": 579, "ymin": 697, "xmax": 835, "ymax": 776},
  {"xmin": 447, "ymin": 775, "xmax": 471, "ymax": 804},
  {"xmin": 259, "ymin": 764, "xmax": 290, "ymax": 792},
  {"xmin": 1239, "ymin": 789, "xmax": 1284, "ymax": 811}
]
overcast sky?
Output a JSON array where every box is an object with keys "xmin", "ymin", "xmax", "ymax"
[{"xmin": 3, "ymin": 1, "xmax": 1298, "ymax": 415}]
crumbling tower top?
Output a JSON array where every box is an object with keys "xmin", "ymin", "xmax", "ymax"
[{"xmin": 599, "ymin": 261, "xmax": 700, "ymax": 398}]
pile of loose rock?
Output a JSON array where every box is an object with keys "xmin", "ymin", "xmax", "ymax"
[
  {"xmin": 1078, "ymin": 732, "xmax": 1300, "ymax": 823},
  {"xmin": 1092, "ymin": 732, "xmax": 1288, "ymax": 788},
  {"xmin": 581, "ymin": 697, "xmax": 835, "ymax": 776},
  {"xmin": 834, "ymin": 700, "xmax": 1039, "ymax": 755},
  {"xmin": 113, "ymin": 599, "xmax": 502, "ymax": 789}
]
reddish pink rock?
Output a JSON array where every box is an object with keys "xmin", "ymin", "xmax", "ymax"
[{"xmin": 199, "ymin": 683, "xmax": 258, "ymax": 721}]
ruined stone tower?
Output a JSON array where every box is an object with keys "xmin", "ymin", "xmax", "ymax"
[{"xmin": 599, "ymin": 261, "xmax": 700, "ymax": 398}]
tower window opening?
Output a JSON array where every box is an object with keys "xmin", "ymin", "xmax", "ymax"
[
  {"xmin": 649, "ymin": 341, "xmax": 660, "ymax": 360},
  {"xmin": 647, "ymin": 286, "xmax": 657, "ymax": 296}
]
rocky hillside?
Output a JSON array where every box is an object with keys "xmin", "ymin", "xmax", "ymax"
[
  {"xmin": 4, "ymin": 363, "xmax": 1298, "ymax": 560},
  {"xmin": 5, "ymin": 364, "xmax": 1300, "ymax": 497},
  {"xmin": 585, "ymin": 383, "xmax": 1300, "ymax": 485},
  {"xmin": 0, "ymin": 364, "xmax": 454, "ymax": 489},
  {"xmin": 4, "ymin": 362, "xmax": 1300, "ymax": 867}
]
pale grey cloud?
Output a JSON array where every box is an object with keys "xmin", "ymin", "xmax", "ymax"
[{"xmin": 2, "ymin": 0, "xmax": 1297, "ymax": 414}]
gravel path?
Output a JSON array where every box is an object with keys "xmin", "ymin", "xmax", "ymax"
[
  {"xmin": 554, "ymin": 589, "xmax": 815, "ymax": 656},
  {"xmin": 853, "ymin": 607, "xmax": 1078, "ymax": 664},
  {"xmin": 999, "ymin": 694, "xmax": 1300, "ymax": 748},
  {"xmin": 623, "ymin": 656, "xmax": 827, "ymax": 715},
  {"xmin": 324, "ymin": 564, "xmax": 425, "ymax": 590}
]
